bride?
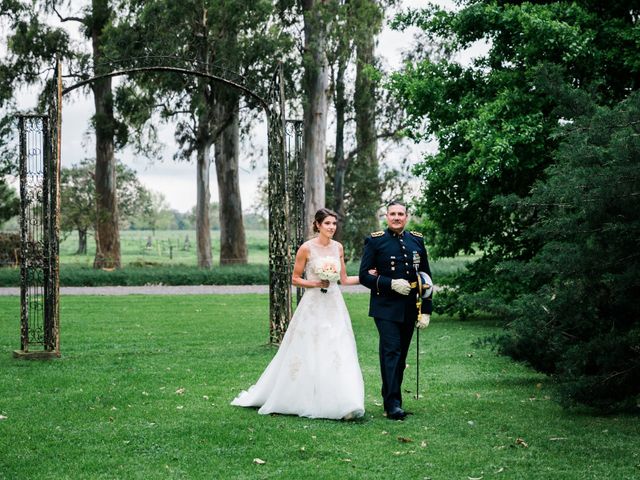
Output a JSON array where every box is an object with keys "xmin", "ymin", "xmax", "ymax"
[{"xmin": 231, "ymin": 208, "xmax": 365, "ymax": 420}]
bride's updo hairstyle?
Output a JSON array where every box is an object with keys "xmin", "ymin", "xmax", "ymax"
[{"xmin": 312, "ymin": 208, "xmax": 338, "ymax": 233}]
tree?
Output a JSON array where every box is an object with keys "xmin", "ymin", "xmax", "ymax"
[
  {"xmin": 128, "ymin": 191, "xmax": 171, "ymax": 233},
  {"xmin": 113, "ymin": 0, "xmax": 280, "ymax": 267},
  {"xmin": 301, "ymin": 0, "xmax": 331, "ymax": 234},
  {"xmin": 188, "ymin": 202, "xmax": 220, "ymax": 232},
  {"xmin": 495, "ymin": 91, "xmax": 640, "ymax": 410},
  {"xmin": 389, "ymin": 1, "xmax": 640, "ymax": 409},
  {"xmin": 390, "ymin": 0, "xmax": 640, "ymax": 294},
  {"xmin": 0, "ymin": 180, "xmax": 19, "ymax": 228},
  {"xmin": 47, "ymin": 0, "xmax": 127, "ymax": 268},
  {"xmin": 324, "ymin": 0, "xmax": 407, "ymax": 258},
  {"xmin": 60, "ymin": 159, "xmax": 152, "ymax": 254}
]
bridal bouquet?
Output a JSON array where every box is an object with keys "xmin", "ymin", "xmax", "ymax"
[{"xmin": 315, "ymin": 256, "xmax": 341, "ymax": 293}]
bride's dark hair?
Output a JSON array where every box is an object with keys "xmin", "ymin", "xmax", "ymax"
[{"xmin": 312, "ymin": 208, "xmax": 338, "ymax": 233}]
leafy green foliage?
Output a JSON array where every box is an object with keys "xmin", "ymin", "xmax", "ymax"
[
  {"xmin": 0, "ymin": 179, "xmax": 18, "ymax": 228},
  {"xmin": 60, "ymin": 159, "xmax": 153, "ymax": 250},
  {"xmin": 495, "ymin": 91, "xmax": 640, "ymax": 410},
  {"xmin": 390, "ymin": 1, "xmax": 640, "ymax": 259}
]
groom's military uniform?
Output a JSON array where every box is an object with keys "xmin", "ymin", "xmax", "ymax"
[{"xmin": 359, "ymin": 228, "xmax": 432, "ymax": 415}]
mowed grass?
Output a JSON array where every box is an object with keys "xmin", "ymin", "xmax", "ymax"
[{"xmin": 0, "ymin": 295, "xmax": 637, "ymax": 479}]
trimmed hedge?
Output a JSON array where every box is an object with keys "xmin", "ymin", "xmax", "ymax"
[{"xmin": 0, "ymin": 264, "xmax": 270, "ymax": 287}]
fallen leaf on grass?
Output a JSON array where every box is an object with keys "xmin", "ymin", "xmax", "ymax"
[
  {"xmin": 175, "ymin": 388, "xmax": 186, "ymax": 395},
  {"xmin": 421, "ymin": 441, "xmax": 427, "ymax": 448},
  {"xmin": 515, "ymin": 438, "xmax": 529, "ymax": 448},
  {"xmin": 381, "ymin": 431, "xmax": 389, "ymax": 435},
  {"xmin": 340, "ymin": 458, "xmax": 352, "ymax": 462},
  {"xmin": 253, "ymin": 458, "xmax": 266, "ymax": 465},
  {"xmin": 549, "ymin": 437, "xmax": 567, "ymax": 441},
  {"xmin": 495, "ymin": 467, "xmax": 505, "ymax": 474},
  {"xmin": 0, "ymin": 415, "xmax": 7, "ymax": 421},
  {"xmin": 397, "ymin": 436, "xmax": 413, "ymax": 443},
  {"xmin": 203, "ymin": 395, "xmax": 209, "ymax": 400},
  {"xmin": 468, "ymin": 476, "xmax": 483, "ymax": 480}
]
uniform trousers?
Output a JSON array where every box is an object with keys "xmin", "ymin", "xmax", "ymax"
[{"xmin": 374, "ymin": 311, "xmax": 415, "ymax": 412}]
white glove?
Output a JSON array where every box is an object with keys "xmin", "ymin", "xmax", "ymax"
[
  {"xmin": 417, "ymin": 314, "xmax": 430, "ymax": 329},
  {"xmin": 391, "ymin": 279, "xmax": 411, "ymax": 295}
]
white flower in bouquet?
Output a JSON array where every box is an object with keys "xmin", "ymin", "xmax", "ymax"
[{"xmin": 315, "ymin": 256, "xmax": 340, "ymax": 292}]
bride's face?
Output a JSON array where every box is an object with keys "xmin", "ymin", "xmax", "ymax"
[{"xmin": 317, "ymin": 215, "xmax": 337, "ymax": 238}]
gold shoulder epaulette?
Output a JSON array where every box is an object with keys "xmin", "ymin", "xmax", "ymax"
[
  {"xmin": 371, "ymin": 231, "xmax": 384, "ymax": 237},
  {"xmin": 410, "ymin": 231, "xmax": 423, "ymax": 238}
]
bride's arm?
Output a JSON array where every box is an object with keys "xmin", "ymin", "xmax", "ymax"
[
  {"xmin": 338, "ymin": 243, "xmax": 360, "ymax": 286},
  {"xmin": 292, "ymin": 244, "xmax": 328, "ymax": 289}
]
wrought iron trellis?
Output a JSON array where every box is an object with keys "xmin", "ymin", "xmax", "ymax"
[
  {"xmin": 285, "ymin": 119, "xmax": 305, "ymax": 305},
  {"xmin": 14, "ymin": 113, "xmax": 60, "ymax": 358},
  {"xmin": 15, "ymin": 57, "xmax": 300, "ymax": 352}
]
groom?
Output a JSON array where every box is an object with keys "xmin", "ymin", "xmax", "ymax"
[{"xmin": 359, "ymin": 200, "xmax": 433, "ymax": 420}]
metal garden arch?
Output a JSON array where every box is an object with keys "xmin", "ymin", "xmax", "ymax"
[{"xmin": 15, "ymin": 58, "xmax": 304, "ymax": 358}]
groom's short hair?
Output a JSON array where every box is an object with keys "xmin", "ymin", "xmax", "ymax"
[{"xmin": 387, "ymin": 200, "xmax": 408, "ymax": 212}]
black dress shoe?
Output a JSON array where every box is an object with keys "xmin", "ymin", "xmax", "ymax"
[{"xmin": 386, "ymin": 407, "xmax": 407, "ymax": 420}]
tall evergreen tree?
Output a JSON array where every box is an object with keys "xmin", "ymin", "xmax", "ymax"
[{"xmin": 497, "ymin": 90, "xmax": 640, "ymax": 410}]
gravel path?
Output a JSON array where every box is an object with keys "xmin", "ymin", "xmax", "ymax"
[{"xmin": 0, "ymin": 284, "xmax": 371, "ymax": 296}]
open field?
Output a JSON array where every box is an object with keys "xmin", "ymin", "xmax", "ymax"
[
  {"xmin": 0, "ymin": 295, "xmax": 637, "ymax": 479},
  {"xmin": 58, "ymin": 230, "xmax": 270, "ymax": 266}
]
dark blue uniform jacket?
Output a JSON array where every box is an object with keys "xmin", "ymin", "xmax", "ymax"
[{"xmin": 359, "ymin": 229, "xmax": 433, "ymax": 323}]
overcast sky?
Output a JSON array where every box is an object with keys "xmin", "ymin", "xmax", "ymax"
[{"xmin": 12, "ymin": 0, "xmax": 470, "ymax": 213}]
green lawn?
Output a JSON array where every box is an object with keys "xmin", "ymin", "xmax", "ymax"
[{"xmin": 1, "ymin": 295, "xmax": 637, "ymax": 479}]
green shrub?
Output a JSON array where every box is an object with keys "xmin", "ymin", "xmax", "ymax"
[
  {"xmin": 495, "ymin": 93, "xmax": 640, "ymax": 411},
  {"xmin": 0, "ymin": 232, "xmax": 19, "ymax": 268}
]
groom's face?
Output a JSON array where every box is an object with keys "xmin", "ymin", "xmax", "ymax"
[{"xmin": 386, "ymin": 204, "xmax": 408, "ymax": 233}]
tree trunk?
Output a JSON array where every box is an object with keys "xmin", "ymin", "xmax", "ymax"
[
  {"xmin": 215, "ymin": 94, "xmax": 247, "ymax": 265},
  {"xmin": 353, "ymin": 0, "xmax": 380, "ymax": 233},
  {"xmin": 302, "ymin": 0, "xmax": 330, "ymax": 237},
  {"xmin": 196, "ymin": 117, "xmax": 213, "ymax": 269},
  {"xmin": 91, "ymin": 0, "xmax": 120, "ymax": 269},
  {"xmin": 77, "ymin": 228, "xmax": 87, "ymax": 255},
  {"xmin": 332, "ymin": 37, "xmax": 349, "ymax": 241}
]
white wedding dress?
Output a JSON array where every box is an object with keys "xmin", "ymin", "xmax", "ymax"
[{"xmin": 231, "ymin": 239, "xmax": 365, "ymax": 420}]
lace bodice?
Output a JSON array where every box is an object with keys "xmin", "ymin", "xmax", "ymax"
[{"xmin": 304, "ymin": 239, "xmax": 341, "ymax": 282}]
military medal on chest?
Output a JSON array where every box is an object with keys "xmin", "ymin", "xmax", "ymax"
[{"xmin": 412, "ymin": 251, "xmax": 420, "ymax": 270}]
